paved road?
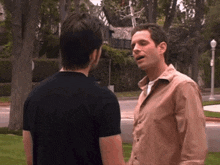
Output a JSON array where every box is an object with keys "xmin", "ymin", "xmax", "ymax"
[
  {"xmin": 0, "ymin": 106, "xmax": 9, "ymax": 127},
  {"xmin": 206, "ymin": 122, "xmax": 220, "ymax": 152},
  {"xmin": 202, "ymin": 94, "xmax": 220, "ymax": 102},
  {"xmin": 119, "ymin": 96, "xmax": 220, "ymax": 152},
  {"xmin": 121, "ymin": 119, "xmax": 220, "ymax": 152},
  {"xmin": 1, "ymin": 95, "xmax": 220, "ymax": 152},
  {"xmin": 120, "ymin": 95, "xmax": 220, "ymax": 119}
]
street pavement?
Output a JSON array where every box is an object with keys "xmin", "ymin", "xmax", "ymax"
[
  {"xmin": 119, "ymin": 95, "xmax": 220, "ymax": 152},
  {"xmin": 0, "ymin": 105, "xmax": 9, "ymax": 127},
  {"xmin": 120, "ymin": 95, "xmax": 220, "ymax": 119},
  {"xmin": 0, "ymin": 94, "xmax": 220, "ymax": 152}
]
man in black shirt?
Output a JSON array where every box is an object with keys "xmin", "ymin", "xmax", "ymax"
[{"xmin": 23, "ymin": 12, "xmax": 125, "ymax": 165}]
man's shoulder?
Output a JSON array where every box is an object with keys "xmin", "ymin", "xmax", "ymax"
[
  {"xmin": 160, "ymin": 65, "xmax": 196, "ymax": 86},
  {"xmin": 172, "ymin": 70, "xmax": 197, "ymax": 85},
  {"xmin": 89, "ymin": 84, "xmax": 118, "ymax": 101},
  {"xmin": 169, "ymin": 70, "xmax": 201, "ymax": 96},
  {"xmin": 30, "ymin": 72, "xmax": 59, "ymax": 93}
]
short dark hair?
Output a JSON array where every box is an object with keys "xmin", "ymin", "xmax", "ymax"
[
  {"xmin": 131, "ymin": 23, "xmax": 169, "ymax": 64},
  {"xmin": 60, "ymin": 12, "xmax": 104, "ymax": 70}
]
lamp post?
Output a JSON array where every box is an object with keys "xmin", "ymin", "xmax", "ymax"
[{"xmin": 209, "ymin": 39, "xmax": 217, "ymax": 101}]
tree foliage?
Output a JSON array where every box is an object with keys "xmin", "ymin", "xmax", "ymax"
[
  {"xmin": 203, "ymin": 0, "xmax": 220, "ymax": 46},
  {"xmin": 37, "ymin": 0, "xmax": 60, "ymax": 58},
  {"xmin": 166, "ymin": 0, "xmax": 207, "ymax": 82},
  {"xmin": 0, "ymin": 3, "xmax": 12, "ymax": 58}
]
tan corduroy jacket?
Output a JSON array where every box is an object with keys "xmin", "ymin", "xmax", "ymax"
[{"xmin": 128, "ymin": 65, "xmax": 208, "ymax": 165}]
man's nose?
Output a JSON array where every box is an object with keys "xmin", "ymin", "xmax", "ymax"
[{"xmin": 133, "ymin": 45, "xmax": 140, "ymax": 55}]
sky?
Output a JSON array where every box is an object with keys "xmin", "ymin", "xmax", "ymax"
[
  {"xmin": 90, "ymin": 0, "xmax": 101, "ymax": 6},
  {"xmin": 90, "ymin": 0, "xmax": 184, "ymax": 10}
]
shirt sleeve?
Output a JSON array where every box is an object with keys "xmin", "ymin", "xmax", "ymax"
[
  {"xmin": 175, "ymin": 81, "xmax": 208, "ymax": 164},
  {"xmin": 95, "ymin": 90, "xmax": 121, "ymax": 137}
]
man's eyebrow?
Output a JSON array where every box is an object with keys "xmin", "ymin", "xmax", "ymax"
[
  {"xmin": 139, "ymin": 39, "xmax": 148, "ymax": 42},
  {"xmin": 131, "ymin": 39, "xmax": 148, "ymax": 45}
]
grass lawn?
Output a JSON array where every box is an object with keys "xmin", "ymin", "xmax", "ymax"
[
  {"xmin": 0, "ymin": 134, "xmax": 26, "ymax": 165},
  {"xmin": 204, "ymin": 111, "xmax": 220, "ymax": 118},
  {"xmin": 0, "ymin": 96, "xmax": 11, "ymax": 103},
  {"xmin": 0, "ymin": 90, "xmax": 220, "ymax": 164},
  {"xmin": 0, "ymin": 134, "xmax": 219, "ymax": 165},
  {"xmin": 203, "ymin": 101, "xmax": 220, "ymax": 106}
]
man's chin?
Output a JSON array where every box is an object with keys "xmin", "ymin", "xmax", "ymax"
[{"xmin": 138, "ymin": 64, "xmax": 148, "ymax": 71}]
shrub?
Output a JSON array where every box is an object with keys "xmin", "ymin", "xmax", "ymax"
[
  {"xmin": 32, "ymin": 59, "xmax": 59, "ymax": 82},
  {"xmin": 0, "ymin": 60, "xmax": 12, "ymax": 83},
  {"xmin": 0, "ymin": 83, "xmax": 11, "ymax": 97}
]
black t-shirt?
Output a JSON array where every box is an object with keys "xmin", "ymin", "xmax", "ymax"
[{"xmin": 23, "ymin": 72, "xmax": 121, "ymax": 165}]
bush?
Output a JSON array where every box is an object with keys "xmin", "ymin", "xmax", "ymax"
[
  {"xmin": 90, "ymin": 45, "xmax": 145, "ymax": 92},
  {"xmin": 32, "ymin": 59, "xmax": 59, "ymax": 82},
  {"xmin": 0, "ymin": 83, "xmax": 11, "ymax": 97},
  {"xmin": 0, "ymin": 60, "xmax": 12, "ymax": 83},
  {"xmin": 0, "ymin": 45, "xmax": 145, "ymax": 93}
]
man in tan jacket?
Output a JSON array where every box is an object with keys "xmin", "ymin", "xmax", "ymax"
[{"xmin": 127, "ymin": 23, "xmax": 207, "ymax": 165}]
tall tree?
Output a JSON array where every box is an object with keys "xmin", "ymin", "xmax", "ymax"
[
  {"xmin": 163, "ymin": 0, "xmax": 178, "ymax": 32},
  {"xmin": 4, "ymin": 0, "xmax": 42, "ymax": 130},
  {"xmin": 37, "ymin": 0, "xmax": 60, "ymax": 58},
  {"xmin": 178, "ymin": 0, "xmax": 205, "ymax": 82},
  {"xmin": 168, "ymin": 0, "xmax": 206, "ymax": 83},
  {"xmin": 73, "ymin": 0, "xmax": 80, "ymax": 14},
  {"xmin": 191, "ymin": 0, "xmax": 205, "ymax": 83},
  {"xmin": 203, "ymin": 0, "xmax": 220, "ymax": 42},
  {"xmin": 59, "ymin": 0, "xmax": 71, "ymax": 24},
  {"xmin": 143, "ymin": 0, "xmax": 157, "ymax": 23}
]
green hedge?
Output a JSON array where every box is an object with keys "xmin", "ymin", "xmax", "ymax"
[
  {"xmin": 0, "ymin": 59, "xmax": 60, "ymax": 83},
  {"xmin": 90, "ymin": 45, "xmax": 145, "ymax": 92},
  {"xmin": 0, "ymin": 83, "xmax": 11, "ymax": 97},
  {"xmin": 32, "ymin": 59, "xmax": 59, "ymax": 82},
  {"xmin": 89, "ymin": 58, "xmax": 145, "ymax": 92},
  {"xmin": 0, "ymin": 45, "xmax": 146, "ymax": 94},
  {"xmin": 0, "ymin": 60, "xmax": 12, "ymax": 83},
  {"xmin": 1, "ymin": 46, "xmax": 220, "ymax": 95},
  {"xmin": 0, "ymin": 83, "xmax": 41, "ymax": 97}
]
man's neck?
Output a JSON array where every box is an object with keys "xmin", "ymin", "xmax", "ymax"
[
  {"xmin": 146, "ymin": 64, "xmax": 168, "ymax": 81},
  {"xmin": 60, "ymin": 67, "xmax": 89, "ymax": 77}
]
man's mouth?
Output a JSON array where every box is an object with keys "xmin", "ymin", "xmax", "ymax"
[{"xmin": 136, "ymin": 56, "xmax": 144, "ymax": 61}]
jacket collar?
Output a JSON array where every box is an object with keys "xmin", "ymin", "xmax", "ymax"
[{"xmin": 138, "ymin": 64, "xmax": 176, "ymax": 90}]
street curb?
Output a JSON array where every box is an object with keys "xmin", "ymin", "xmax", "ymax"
[
  {"xmin": 206, "ymin": 117, "xmax": 220, "ymax": 122},
  {"xmin": 117, "ymin": 94, "xmax": 220, "ymax": 101},
  {"xmin": 122, "ymin": 117, "xmax": 220, "ymax": 122},
  {"xmin": 0, "ymin": 102, "xmax": 10, "ymax": 106}
]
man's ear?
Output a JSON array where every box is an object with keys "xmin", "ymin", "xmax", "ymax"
[
  {"xmin": 89, "ymin": 49, "xmax": 97, "ymax": 63},
  {"xmin": 158, "ymin": 42, "xmax": 167, "ymax": 55},
  {"xmin": 89, "ymin": 47, "xmax": 102, "ymax": 65}
]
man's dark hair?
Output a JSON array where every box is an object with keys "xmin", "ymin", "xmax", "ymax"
[
  {"xmin": 60, "ymin": 12, "xmax": 104, "ymax": 70},
  {"xmin": 131, "ymin": 23, "xmax": 169, "ymax": 64}
]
